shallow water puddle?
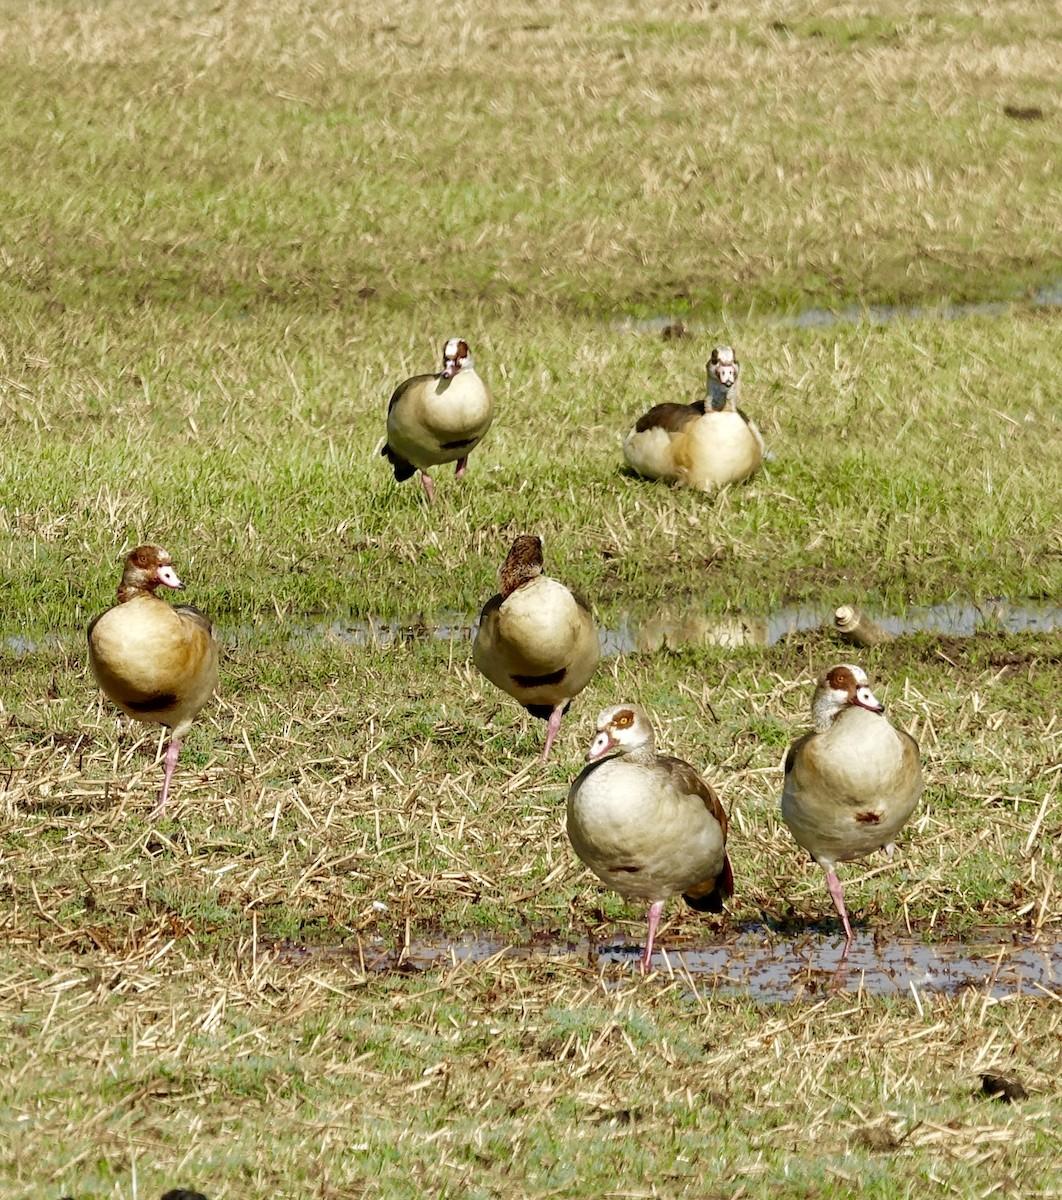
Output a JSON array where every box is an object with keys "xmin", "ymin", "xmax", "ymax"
[
  {"xmin": 615, "ymin": 280, "xmax": 1062, "ymax": 335},
  {"xmin": 276, "ymin": 929, "xmax": 1061, "ymax": 1002},
  {"xmin": 6, "ymin": 601, "xmax": 1061, "ymax": 658},
  {"xmin": 222, "ymin": 599, "xmax": 1062, "ymax": 655}
]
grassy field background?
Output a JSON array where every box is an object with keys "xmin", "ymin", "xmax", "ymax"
[
  {"xmin": 1, "ymin": 0, "xmax": 1060, "ymax": 1196},
  {"xmin": 2, "ymin": 0, "xmax": 1059, "ymax": 316}
]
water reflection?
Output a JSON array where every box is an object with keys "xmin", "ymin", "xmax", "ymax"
[
  {"xmin": 5, "ymin": 600, "xmax": 1060, "ymax": 658},
  {"xmin": 233, "ymin": 600, "xmax": 1062, "ymax": 655},
  {"xmin": 275, "ymin": 927, "xmax": 1062, "ymax": 1003},
  {"xmin": 615, "ymin": 281, "xmax": 1062, "ymax": 335}
]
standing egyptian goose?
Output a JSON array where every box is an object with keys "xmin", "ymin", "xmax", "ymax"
[
  {"xmin": 88, "ymin": 544, "xmax": 219, "ymax": 815},
  {"xmin": 567, "ymin": 705, "xmax": 733, "ymax": 972},
  {"xmin": 473, "ymin": 535, "xmax": 600, "ymax": 761},
  {"xmin": 781, "ymin": 664, "xmax": 922, "ymax": 954},
  {"xmin": 382, "ymin": 337, "xmax": 494, "ymax": 503},
  {"xmin": 623, "ymin": 345, "xmax": 764, "ymax": 490}
]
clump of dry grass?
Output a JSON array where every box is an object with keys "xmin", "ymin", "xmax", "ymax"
[
  {"xmin": 1, "ymin": 928, "xmax": 1058, "ymax": 1197},
  {"xmin": 3, "ymin": 628, "xmax": 1059, "ymax": 953}
]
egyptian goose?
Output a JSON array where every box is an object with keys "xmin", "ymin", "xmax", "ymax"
[
  {"xmin": 567, "ymin": 704, "xmax": 734, "ymax": 972},
  {"xmin": 88, "ymin": 545, "xmax": 219, "ymax": 815},
  {"xmin": 623, "ymin": 345, "xmax": 764, "ymax": 490},
  {"xmin": 382, "ymin": 337, "xmax": 494, "ymax": 503},
  {"xmin": 781, "ymin": 664, "xmax": 922, "ymax": 954},
  {"xmin": 472, "ymin": 535, "xmax": 599, "ymax": 761}
]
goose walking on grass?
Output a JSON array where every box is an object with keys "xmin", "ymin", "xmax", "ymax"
[
  {"xmin": 781, "ymin": 664, "xmax": 922, "ymax": 955},
  {"xmin": 623, "ymin": 345, "xmax": 764, "ymax": 490},
  {"xmin": 382, "ymin": 337, "xmax": 494, "ymax": 503},
  {"xmin": 567, "ymin": 704, "xmax": 733, "ymax": 972},
  {"xmin": 88, "ymin": 544, "xmax": 218, "ymax": 816},
  {"xmin": 473, "ymin": 535, "xmax": 599, "ymax": 762}
]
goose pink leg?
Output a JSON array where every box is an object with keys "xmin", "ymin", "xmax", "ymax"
[
  {"xmin": 541, "ymin": 703, "xmax": 565, "ymax": 762},
  {"xmin": 454, "ymin": 455, "xmax": 469, "ymax": 480},
  {"xmin": 152, "ymin": 736, "xmax": 182, "ymax": 817},
  {"xmin": 419, "ymin": 471, "xmax": 436, "ymax": 503},
  {"xmin": 825, "ymin": 868, "xmax": 855, "ymax": 956},
  {"xmin": 641, "ymin": 899, "xmax": 666, "ymax": 973}
]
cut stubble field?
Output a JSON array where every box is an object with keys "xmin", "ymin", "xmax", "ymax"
[{"xmin": 1, "ymin": 0, "xmax": 1061, "ymax": 1197}]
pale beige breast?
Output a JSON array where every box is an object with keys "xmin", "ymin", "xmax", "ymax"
[
  {"xmin": 387, "ymin": 371, "xmax": 494, "ymax": 468},
  {"xmin": 473, "ymin": 576, "xmax": 599, "ymax": 703},
  {"xmin": 781, "ymin": 708, "xmax": 922, "ymax": 866},
  {"xmin": 673, "ymin": 410, "xmax": 762, "ymax": 490},
  {"xmin": 567, "ymin": 756, "xmax": 726, "ymax": 901},
  {"xmin": 89, "ymin": 596, "xmax": 218, "ymax": 735}
]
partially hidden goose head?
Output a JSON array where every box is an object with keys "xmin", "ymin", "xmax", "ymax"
[
  {"xmin": 472, "ymin": 535, "xmax": 600, "ymax": 762},
  {"xmin": 781, "ymin": 664, "xmax": 922, "ymax": 956},
  {"xmin": 498, "ymin": 532, "xmax": 544, "ymax": 594},
  {"xmin": 567, "ymin": 704, "xmax": 734, "ymax": 973},
  {"xmin": 382, "ymin": 336, "xmax": 494, "ymax": 503},
  {"xmin": 88, "ymin": 544, "xmax": 219, "ymax": 816}
]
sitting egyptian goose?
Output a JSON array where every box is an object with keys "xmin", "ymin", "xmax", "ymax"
[
  {"xmin": 473, "ymin": 535, "xmax": 600, "ymax": 761},
  {"xmin": 382, "ymin": 337, "xmax": 494, "ymax": 503},
  {"xmin": 623, "ymin": 345, "xmax": 764, "ymax": 490},
  {"xmin": 781, "ymin": 664, "xmax": 922, "ymax": 954},
  {"xmin": 567, "ymin": 704, "xmax": 734, "ymax": 972},
  {"xmin": 88, "ymin": 545, "xmax": 219, "ymax": 815}
]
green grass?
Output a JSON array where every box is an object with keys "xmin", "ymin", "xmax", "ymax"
[
  {"xmin": 2, "ymin": 947, "xmax": 1060, "ymax": 1198},
  {"xmin": 0, "ymin": 0, "xmax": 1060, "ymax": 1196},
  {"xmin": 2, "ymin": 307, "xmax": 1060, "ymax": 632},
  {"xmin": 1, "ymin": 0, "xmax": 1059, "ymax": 317}
]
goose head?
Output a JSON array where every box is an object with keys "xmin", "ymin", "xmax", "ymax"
[
  {"xmin": 810, "ymin": 664, "xmax": 885, "ymax": 732},
  {"xmin": 442, "ymin": 337, "xmax": 472, "ymax": 379},
  {"xmin": 117, "ymin": 544, "xmax": 186, "ymax": 601},
  {"xmin": 706, "ymin": 345, "xmax": 740, "ymax": 411},
  {"xmin": 498, "ymin": 534, "xmax": 545, "ymax": 598},
  {"xmin": 586, "ymin": 704, "xmax": 655, "ymax": 761}
]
